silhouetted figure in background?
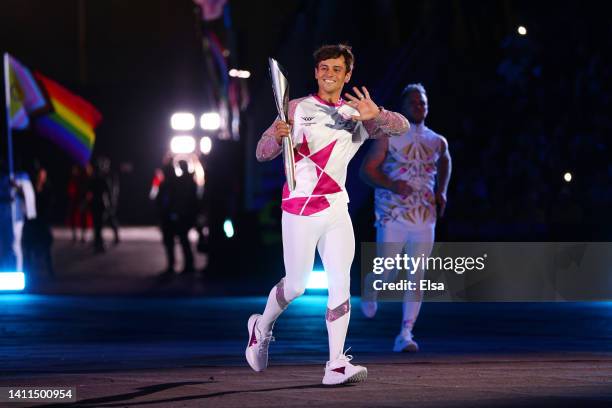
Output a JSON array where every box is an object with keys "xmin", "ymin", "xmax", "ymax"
[
  {"xmin": 23, "ymin": 165, "xmax": 54, "ymax": 276},
  {"xmin": 100, "ymin": 158, "xmax": 121, "ymax": 244},
  {"xmin": 106, "ymin": 161, "xmax": 121, "ymax": 244},
  {"xmin": 156, "ymin": 160, "xmax": 197, "ymax": 275},
  {"xmin": 67, "ymin": 164, "xmax": 92, "ymax": 243},
  {"xmin": 0, "ymin": 160, "xmax": 15, "ymax": 270},
  {"xmin": 90, "ymin": 157, "xmax": 119, "ymax": 253}
]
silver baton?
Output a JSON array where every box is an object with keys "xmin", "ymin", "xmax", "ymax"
[{"xmin": 268, "ymin": 58, "xmax": 296, "ymax": 191}]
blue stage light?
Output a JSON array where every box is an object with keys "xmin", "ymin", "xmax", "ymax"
[
  {"xmin": 223, "ymin": 219, "xmax": 234, "ymax": 238},
  {"xmin": 0, "ymin": 272, "xmax": 26, "ymax": 291}
]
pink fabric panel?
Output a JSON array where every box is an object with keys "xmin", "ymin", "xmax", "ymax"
[
  {"xmin": 281, "ymin": 197, "xmax": 309, "ymax": 215},
  {"xmin": 301, "ymin": 196, "xmax": 330, "ymax": 216},
  {"xmin": 363, "ymin": 109, "xmax": 409, "ymax": 139},
  {"xmin": 312, "ymin": 173, "xmax": 342, "ymax": 195}
]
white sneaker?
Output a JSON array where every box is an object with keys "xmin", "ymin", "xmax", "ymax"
[
  {"xmin": 393, "ymin": 331, "xmax": 419, "ymax": 352},
  {"xmin": 360, "ymin": 300, "xmax": 378, "ymax": 318},
  {"xmin": 245, "ymin": 314, "xmax": 274, "ymax": 372},
  {"xmin": 322, "ymin": 352, "xmax": 367, "ymax": 385}
]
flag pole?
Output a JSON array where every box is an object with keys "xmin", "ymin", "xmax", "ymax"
[
  {"xmin": 3, "ymin": 52, "xmax": 14, "ymax": 177},
  {"xmin": 3, "ymin": 52, "xmax": 17, "ymax": 272}
]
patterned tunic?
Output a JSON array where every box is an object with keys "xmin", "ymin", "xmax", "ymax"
[
  {"xmin": 374, "ymin": 123, "xmax": 445, "ymax": 229},
  {"xmin": 257, "ymin": 94, "xmax": 409, "ymax": 216}
]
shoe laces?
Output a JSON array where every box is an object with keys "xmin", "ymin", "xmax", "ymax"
[
  {"xmin": 336, "ymin": 347, "xmax": 354, "ymax": 363},
  {"xmin": 258, "ymin": 333, "xmax": 275, "ymax": 353},
  {"xmin": 400, "ymin": 329, "xmax": 413, "ymax": 341}
]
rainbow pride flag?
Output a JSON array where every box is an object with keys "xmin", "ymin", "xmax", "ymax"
[{"xmin": 34, "ymin": 72, "xmax": 102, "ymax": 166}]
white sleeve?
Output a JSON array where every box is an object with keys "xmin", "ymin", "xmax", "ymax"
[{"xmin": 22, "ymin": 178, "xmax": 37, "ymax": 219}]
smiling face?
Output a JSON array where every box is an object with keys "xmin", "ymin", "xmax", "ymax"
[{"xmin": 314, "ymin": 56, "xmax": 352, "ymax": 100}]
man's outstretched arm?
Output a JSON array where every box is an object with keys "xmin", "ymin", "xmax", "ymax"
[{"xmin": 362, "ymin": 109, "xmax": 410, "ymax": 138}]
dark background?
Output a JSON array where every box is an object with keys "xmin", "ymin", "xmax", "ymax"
[{"xmin": 1, "ymin": 0, "xmax": 610, "ymax": 280}]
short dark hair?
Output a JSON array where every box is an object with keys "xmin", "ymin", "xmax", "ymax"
[
  {"xmin": 313, "ymin": 44, "xmax": 354, "ymax": 72},
  {"xmin": 401, "ymin": 83, "xmax": 427, "ymax": 99}
]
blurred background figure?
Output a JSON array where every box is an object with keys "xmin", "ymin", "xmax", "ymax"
[
  {"xmin": 360, "ymin": 84, "xmax": 452, "ymax": 352},
  {"xmin": 89, "ymin": 156, "xmax": 120, "ymax": 253},
  {"xmin": 23, "ymin": 163, "xmax": 54, "ymax": 277},
  {"xmin": 0, "ymin": 159, "xmax": 16, "ymax": 270},
  {"xmin": 154, "ymin": 159, "xmax": 198, "ymax": 275},
  {"xmin": 151, "ymin": 160, "xmax": 172, "ymax": 273},
  {"xmin": 66, "ymin": 165, "xmax": 81, "ymax": 242},
  {"xmin": 66, "ymin": 164, "xmax": 92, "ymax": 243},
  {"xmin": 11, "ymin": 166, "xmax": 37, "ymax": 272},
  {"xmin": 106, "ymin": 159, "xmax": 121, "ymax": 244}
]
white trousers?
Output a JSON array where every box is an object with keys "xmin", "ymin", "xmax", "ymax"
[
  {"xmin": 13, "ymin": 220, "xmax": 24, "ymax": 272},
  {"xmin": 376, "ymin": 223, "xmax": 435, "ymax": 332},
  {"xmin": 259, "ymin": 200, "xmax": 355, "ymax": 361},
  {"xmin": 281, "ymin": 201, "xmax": 354, "ymax": 308}
]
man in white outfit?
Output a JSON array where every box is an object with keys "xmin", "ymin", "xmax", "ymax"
[
  {"xmin": 246, "ymin": 44, "xmax": 409, "ymax": 385},
  {"xmin": 360, "ymin": 83, "xmax": 451, "ymax": 352},
  {"xmin": 12, "ymin": 171, "xmax": 37, "ymax": 272}
]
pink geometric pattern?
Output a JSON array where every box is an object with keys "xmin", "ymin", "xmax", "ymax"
[
  {"xmin": 275, "ymin": 278, "xmax": 289, "ymax": 309},
  {"xmin": 308, "ymin": 139, "xmax": 336, "ymax": 170},
  {"xmin": 282, "ymin": 134, "xmax": 341, "ymax": 216},
  {"xmin": 312, "ymin": 173, "xmax": 342, "ymax": 196},
  {"xmin": 326, "ymin": 298, "xmax": 351, "ymax": 322},
  {"xmin": 294, "ymin": 133, "xmax": 310, "ymax": 163},
  {"xmin": 281, "ymin": 195, "xmax": 309, "ymax": 213},
  {"xmin": 301, "ymin": 196, "xmax": 330, "ymax": 216}
]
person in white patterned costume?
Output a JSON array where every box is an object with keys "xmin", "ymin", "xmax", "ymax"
[
  {"xmin": 245, "ymin": 44, "xmax": 409, "ymax": 385},
  {"xmin": 360, "ymin": 83, "xmax": 452, "ymax": 352}
]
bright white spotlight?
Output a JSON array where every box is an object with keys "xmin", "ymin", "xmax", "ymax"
[
  {"xmin": 170, "ymin": 112, "xmax": 195, "ymax": 131},
  {"xmin": 200, "ymin": 136, "xmax": 212, "ymax": 155},
  {"xmin": 306, "ymin": 270, "xmax": 328, "ymax": 290},
  {"xmin": 229, "ymin": 69, "xmax": 251, "ymax": 78},
  {"xmin": 223, "ymin": 218, "xmax": 234, "ymax": 238},
  {"xmin": 200, "ymin": 112, "xmax": 221, "ymax": 130},
  {"xmin": 517, "ymin": 26, "xmax": 527, "ymax": 35},
  {"xmin": 0, "ymin": 272, "xmax": 25, "ymax": 291},
  {"xmin": 564, "ymin": 172, "xmax": 572, "ymax": 182},
  {"xmin": 170, "ymin": 135, "xmax": 196, "ymax": 154}
]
